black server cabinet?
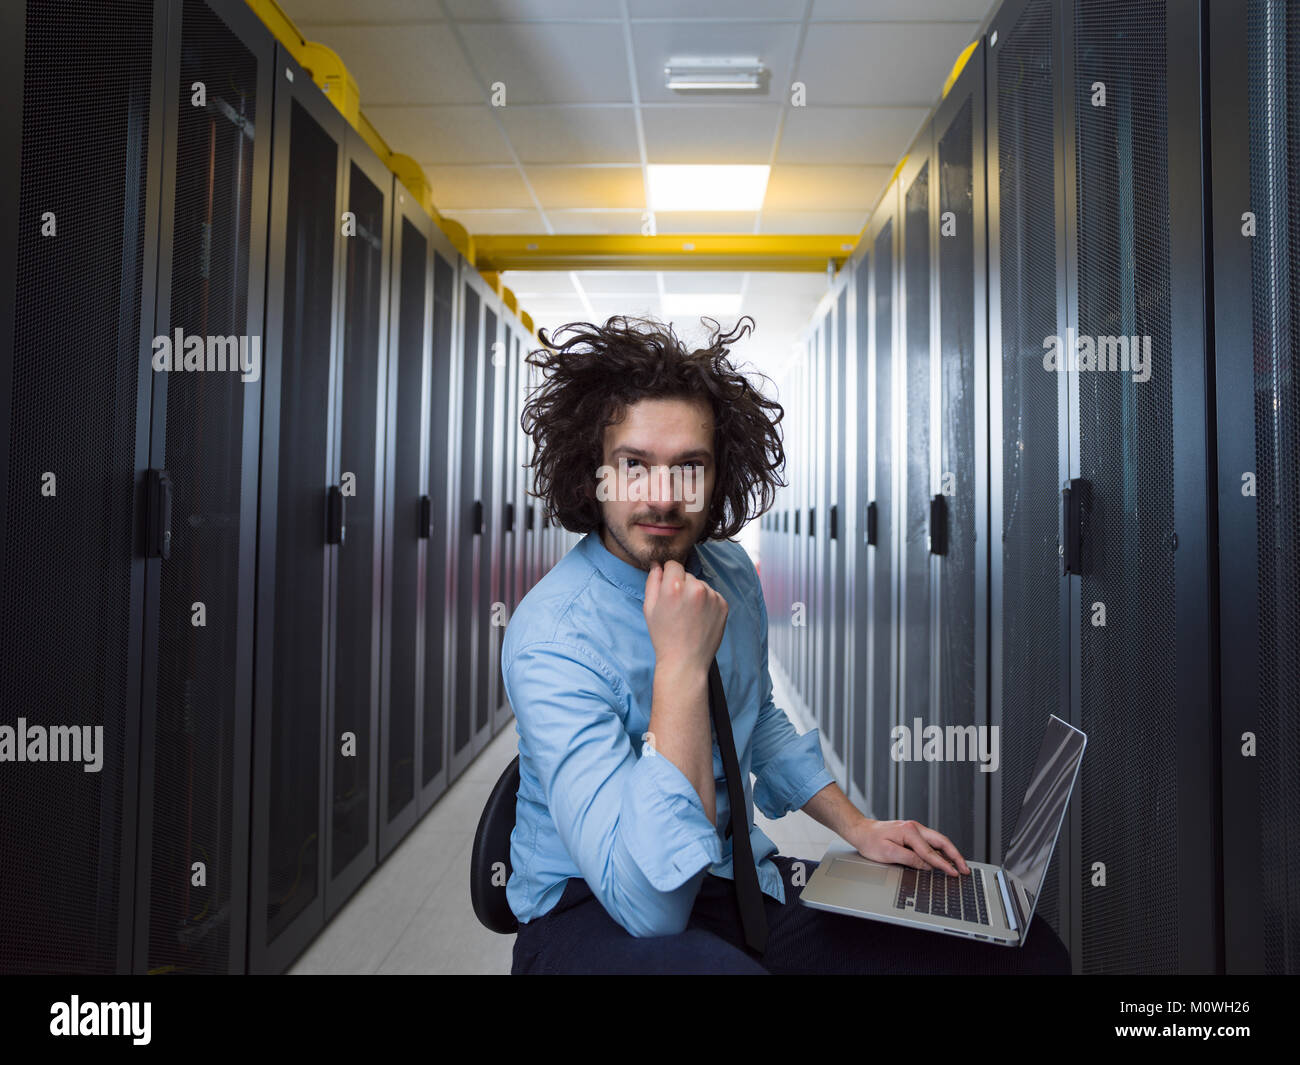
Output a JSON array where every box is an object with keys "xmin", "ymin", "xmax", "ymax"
[
  {"xmin": 419, "ymin": 230, "xmax": 458, "ymax": 813},
  {"xmin": 846, "ymin": 245, "xmax": 871, "ymax": 809},
  {"xmin": 326, "ymin": 133, "xmax": 390, "ymax": 917},
  {"xmin": 861, "ymin": 193, "xmax": 900, "ymax": 822},
  {"xmin": 830, "ymin": 283, "xmax": 849, "ymax": 768},
  {"xmin": 249, "ymin": 44, "xmax": 354, "ymax": 973},
  {"xmin": 0, "ymin": 0, "xmax": 168, "ymax": 974},
  {"xmin": 135, "ymin": 0, "xmax": 272, "ymax": 975},
  {"xmin": 811, "ymin": 318, "xmax": 826, "ymax": 736},
  {"xmin": 1210, "ymin": 0, "xmax": 1300, "ymax": 976},
  {"xmin": 490, "ymin": 314, "xmax": 513, "ymax": 736},
  {"xmin": 986, "ymin": 0, "xmax": 1071, "ymax": 945},
  {"xmin": 1063, "ymin": 0, "xmax": 1217, "ymax": 974},
  {"xmin": 449, "ymin": 264, "xmax": 493, "ymax": 779},
  {"xmin": 511, "ymin": 327, "xmax": 529, "ymax": 613},
  {"xmin": 898, "ymin": 145, "xmax": 935, "ymax": 827},
  {"xmin": 378, "ymin": 184, "xmax": 432, "ymax": 860},
  {"xmin": 929, "ymin": 47, "xmax": 988, "ymax": 864}
]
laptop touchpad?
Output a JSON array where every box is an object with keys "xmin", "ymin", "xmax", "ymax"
[{"xmin": 825, "ymin": 859, "xmax": 892, "ymax": 886}]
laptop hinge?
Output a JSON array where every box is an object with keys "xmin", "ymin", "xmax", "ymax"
[{"xmin": 995, "ymin": 869, "xmax": 1021, "ymax": 932}]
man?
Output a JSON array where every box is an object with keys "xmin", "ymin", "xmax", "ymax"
[{"xmin": 502, "ymin": 315, "xmax": 1069, "ymax": 975}]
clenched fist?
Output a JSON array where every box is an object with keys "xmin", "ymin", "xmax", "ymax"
[{"xmin": 643, "ymin": 560, "xmax": 728, "ymax": 674}]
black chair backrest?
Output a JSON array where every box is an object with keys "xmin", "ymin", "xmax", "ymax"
[{"xmin": 470, "ymin": 754, "xmax": 521, "ymax": 934}]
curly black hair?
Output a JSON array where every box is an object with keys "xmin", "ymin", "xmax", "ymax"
[{"xmin": 520, "ymin": 315, "xmax": 786, "ymax": 542}]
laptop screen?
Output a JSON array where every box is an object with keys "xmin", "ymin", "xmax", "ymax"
[{"xmin": 1004, "ymin": 715, "xmax": 1087, "ymax": 918}]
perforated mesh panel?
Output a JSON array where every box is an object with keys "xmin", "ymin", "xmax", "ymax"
[
  {"xmin": 423, "ymin": 251, "xmax": 454, "ymax": 785},
  {"xmin": 265, "ymin": 99, "xmax": 336, "ymax": 943},
  {"xmin": 0, "ymin": 0, "xmax": 154, "ymax": 974},
  {"xmin": 938, "ymin": 98, "xmax": 977, "ymax": 861},
  {"xmin": 902, "ymin": 163, "xmax": 931, "ymax": 821},
  {"xmin": 1074, "ymin": 0, "xmax": 1177, "ymax": 974},
  {"xmin": 454, "ymin": 285, "xmax": 480, "ymax": 758},
  {"xmin": 1247, "ymin": 0, "xmax": 1300, "ymax": 976},
  {"xmin": 332, "ymin": 162, "xmax": 384, "ymax": 876},
  {"xmin": 387, "ymin": 218, "xmax": 426, "ymax": 822},
  {"xmin": 148, "ymin": 0, "xmax": 257, "ymax": 974},
  {"xmin": 852, "ymin": 261, "xmax": 871, "ymax": 797},
  {"xmin": 832, "ymin": 288, "xmax": 848, "ymax": 760},
  {"xmin": 996, "ymin": 0, "xmax": 1062, "ymax": 937},
  {"xmin": 871, "ymin": 221, "xmax": 894, "ymax": 822},
  {"xmin": 477, "ymin": 308, "xmax": 498, "ymax": 733}
]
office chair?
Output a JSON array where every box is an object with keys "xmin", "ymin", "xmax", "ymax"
[{"xmin": 470, "ymin": 754, "xmax": 521, "ymax": 933}]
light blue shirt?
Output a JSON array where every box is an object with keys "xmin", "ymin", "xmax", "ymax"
[{"xmin": 502, "ymin": 530, "xmax": 835, "ymax": 938}]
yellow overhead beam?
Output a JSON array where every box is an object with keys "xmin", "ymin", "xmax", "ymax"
[
  {"xmin": 942, "ymin": 40, "xmax": 979, "ymax": 99},
  {"xmin": 474, "ymin": 234, "xmax": 858, "ymax": 273}
]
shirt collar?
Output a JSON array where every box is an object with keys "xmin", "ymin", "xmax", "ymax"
[{"xmin": 581, "ymin": 528, "xmax": 714, "ymax": 602}]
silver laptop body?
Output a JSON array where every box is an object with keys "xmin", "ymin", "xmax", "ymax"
[{"xmin": 798, "ymin": 714, "xmax": 1086, "ymax": 947}]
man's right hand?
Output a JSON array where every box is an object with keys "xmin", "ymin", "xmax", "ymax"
[{"xmin": 643, "ymin": 560, "xmax": 728, "ymax": 674}]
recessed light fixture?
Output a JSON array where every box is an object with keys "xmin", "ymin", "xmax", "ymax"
[
  {"xmin": 662, "ymin": 293, "xmax": 744, "ymax": 317},
  {"xmin": 665, "ymin": 56, "xmax": 768, "ymax": 93},
  {"xmin": 646, "ymin": 164, "xmax": 770, "ymax": 212}
]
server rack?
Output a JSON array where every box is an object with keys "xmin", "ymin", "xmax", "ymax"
[
  {"xmin": 378, "ymin": 180, "xmax": 433, "ymax": 860},
  {"xmin": 898, "ymin": 143, "xmax": 935, "ymax": 827},
  {"xmin": 134, "ymin": 0, "xmax": 272, "ymax": 974},
  {"xmin": 489, "ymin": 309, "xmax": 513, "ymax": 736},
  {"xmin": 929, "ymin": 45, "xmax": 988, "ymax": 864},
  {"xmin": 1209, "ymin": 0, "xmax": 1300, "ymax": 977},
  {"xmin": 449, "ymin": 264, "xmax": 494, "ymax": 779},
  {"xmin": 1063, "ymin": 0, "xmax": 1217, "ymax": 975},
  {"xmin": 863, "ymin": 185, "xmax": 901, "ymax": 823},
  {"xmin": 249, "ymin": 42, "xmax": 349, "ymax": 974},
  {"xmin": 986, "ymin": 0, "xmax": 1072, "ymax": 946},
  {"xmin": 830, "ymin": 282, "xmax": 850, "ymax": 773},
  {"xmin": 419, "ymin": 227, "xmax": 459, "ymax": 814},
  {"xmin": 0, "ymin": 0, "xmax": 169, "ymax": 975},
  {"xmin": 324, "ymin": 114, "xmax": 390, "ymax": 920},
  {"xmin": 844, "ymin": 243, "xmax": 870, "ymax": 809}
]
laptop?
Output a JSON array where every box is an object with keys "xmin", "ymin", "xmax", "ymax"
[{"xmin": 798, "ymin": 714, "xmax": 1086, "ymax": 946}]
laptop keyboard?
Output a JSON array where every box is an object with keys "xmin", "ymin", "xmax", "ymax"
[{"xmin": 894, "ymin": 866, "xmax": 990, "ymax": 926}]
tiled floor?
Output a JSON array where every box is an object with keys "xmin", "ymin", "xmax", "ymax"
[{"xmin": 289, "ymin": 662, "xmax": 839, "ymax": 975}]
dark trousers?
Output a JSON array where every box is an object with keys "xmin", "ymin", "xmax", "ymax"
[{"xmin": 512, "ymin": 855, "xmax": 1071, "ymax": 975}]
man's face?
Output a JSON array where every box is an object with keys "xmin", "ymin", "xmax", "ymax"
[{"xmin": 596, "ymin": 395, "xmax": 715, "ymax": 571}]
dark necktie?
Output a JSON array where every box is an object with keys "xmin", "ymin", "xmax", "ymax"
[{"xmin": 707, "ymin": 657, "xmax": 768, "ymax": 955}]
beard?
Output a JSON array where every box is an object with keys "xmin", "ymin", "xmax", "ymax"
[{"xmin": 604, "ymin": 510, "xmax": 694, "ymax": 571}]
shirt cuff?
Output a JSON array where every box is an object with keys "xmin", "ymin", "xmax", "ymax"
[
  {"xmin": 620, "ymin": 750, "xmax": 723, "ymax": 892},
  {"xmin": 753, "ymin": 728, "xmax": 835, "ymax": 819}
]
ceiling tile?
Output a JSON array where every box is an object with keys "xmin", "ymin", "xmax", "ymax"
[
  {"xmin": 526, "ymin": 166, "xmax": 646, "ymax": 209},
  {"xmin": 439, "ymin": 208, "xmax": 546, "ymax": 233},
  {"xmin": 280, "ymin": 0, "xmax": 445, "ymax": 23},
  {"xmin": 499, "ymin": 271, "xmax": 580, "ymax": 295},
  {"xmin": 546, "ymin": 210, "xmax": 646, "ymax": 234},
  {"xmin": 457, "ymin": 22, "xmax": 631, "ymax": 103},
  {"xmin": 641, "ymin": 105, "xmax": 780, "ymax": 164},
  {"xmin": 758, "ymin": 208, "xmax": 871, "ymax": 235},
  {"xmin": 812, "ymin": 0, "xmax": 993, "ymax": 19},
  {"xmin": 652, "ymin": 211, "xmax": 759, "ymax": 234},
  {"xmin": 777, "ymin": 105, "xmax": 928, "ymax": 165},
  {"xmin": 286, "ymin": 24, "xmax": 482, "ymax": 105},
  {"xmin": 796, "ymin": 22, "xmax": 977, "ymax": 105},
  {"xmin": 662, "ymin": 271, "xmax": 745, "ymax": 294},
  {"xmin": 425, "ymin": 166, "xmax": 535, "ymax": 208},
  {"xmin": 575, "ymin": 271, "xmax": 662, "ymax": 294},
  {"xmin": 631, "ymin": 20, "xmax": 801, "ymax": 106},
  {"xmin": 364, "ymin": 105, "xmax": 513, "ymax": 165},
  {"xmin": 763, "ymin": 164, "xmax": 889, "ymax": 210},
  {"xmin": 499, "ymin": 106, "xmax": 640, "ymax": 163},
  {"xmin": 743, "ymin": 272, "xmax": 835, "ymax": 298},
  {"xmin": 628, "ymin": 0, "xmax": 804, "ymax": 17},
  {"xmin": 444, "ymin": 0, "xmax": 624, "ymax": 17}
]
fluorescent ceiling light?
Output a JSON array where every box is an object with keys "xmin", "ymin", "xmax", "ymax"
[
  {"xmin": 665, "ymin": 56, "xmax": 768, "ymax": 93},
  {"xmin": 662, "ymin": 293, "xmax": 744, "ymax": 318},
  {"xmin": 646, "ymin": 164, "xmax": 770, "ymax": 212}
]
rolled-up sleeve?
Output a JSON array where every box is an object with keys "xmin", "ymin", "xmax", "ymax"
[
  {"xmin": 748, "ymin": 580, "xmax": 835, "ymax": 820},
  {"xmin": 504, "ymin": 639, "xmax": 723, "ymax": 937}
]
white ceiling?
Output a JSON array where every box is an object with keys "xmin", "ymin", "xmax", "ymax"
[{"xmin": 279, "ymin": 0, "xmax": 994, "ymax": 388}]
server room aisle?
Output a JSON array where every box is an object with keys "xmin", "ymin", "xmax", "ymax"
[{"xmin": 292, "ymin": 663, "xmax": 835, "ymax": 974}]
